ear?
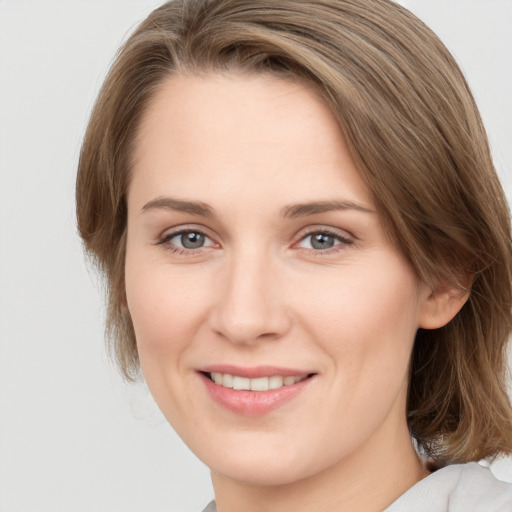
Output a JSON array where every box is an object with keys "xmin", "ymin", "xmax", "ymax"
[{"xmin": 418, "ymin": 278, "xmax": 472, "ymax": 330}]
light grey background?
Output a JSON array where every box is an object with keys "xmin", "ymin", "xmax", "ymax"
[{"xmin": 0, "ymin": 1, "xmax": 511, "ymax": 511}]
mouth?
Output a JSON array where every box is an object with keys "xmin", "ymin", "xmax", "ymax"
[
  {"xmin": 197, "ymin": 366, "xmax": 317, "ymax": 416},
  {"xmin": 201, "ymin": 371, "xmax": 313, "ymax": 391}
]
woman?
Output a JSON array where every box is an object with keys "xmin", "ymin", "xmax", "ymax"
[{"xmin": 76, "ymin": 0, "xmax": 512, "ymax": 510}]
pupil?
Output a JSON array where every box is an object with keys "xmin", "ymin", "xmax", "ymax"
[
  {"xmin": 311, "ymin": 233, "xmax": 334, "ymax": 250},
  {"xmin": 181, "ymin": 232, "xmax": 205, "ymax": 249}
]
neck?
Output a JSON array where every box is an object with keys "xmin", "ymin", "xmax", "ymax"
[{"xmin": 211, "ymin": 419, "xmax": 429, "ymax": 512}]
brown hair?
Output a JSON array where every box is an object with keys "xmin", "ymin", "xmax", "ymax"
[{"xmin": 76, "ymin": 0, "xmax": 512, "ymax": 466}]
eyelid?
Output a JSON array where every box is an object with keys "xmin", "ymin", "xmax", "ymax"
[
  {"xmin": 294, "ymin": 225, "xmax": 355, "ymax": 243},
  {"xmin": 157, "ymin": 223, "xmax": 213, "ymax": 239},
  {"xmin": 156, "ymin": 224, "xmax": 219, "ymax": 251},
  {"xmin": 292, "ymin": 226, "xmax": 355, "ymax": 255},
  {"xmin": 154, "ymin": 224, "xmax": 355, "ymax": 256}
]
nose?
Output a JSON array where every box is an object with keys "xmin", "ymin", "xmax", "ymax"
[{"xmin": 208, "ymin": 248, "xmax": 291, "ymax": 345}]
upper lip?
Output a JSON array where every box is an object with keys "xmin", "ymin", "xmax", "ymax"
[{"xmin": 198, "ymin": 364, "xmax": 315, "ymax": 379}]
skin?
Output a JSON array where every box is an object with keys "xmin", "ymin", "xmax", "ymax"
[{"xmin": 125, "ymin": 73, "xmax": 466, "ymax": 512}]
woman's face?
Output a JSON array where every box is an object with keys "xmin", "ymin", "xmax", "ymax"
[{"xmin": 125, "ymin": 73, "xmax": 432, "ymax": 486}]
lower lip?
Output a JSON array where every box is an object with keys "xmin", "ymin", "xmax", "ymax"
[{"xmin": 200, "ymin": 373, "xmax": 314, "ymax": 416}]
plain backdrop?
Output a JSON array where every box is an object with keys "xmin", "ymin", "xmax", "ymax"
[{"xmin": 0, "ymin": 1, "xmax": 511, "ymax": 511}]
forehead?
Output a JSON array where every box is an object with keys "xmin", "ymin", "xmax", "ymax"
[
  {"xmin": 133, "ymin": 72, "xmax": 340, "ymax": 160},
  {"xmin": 129, "ymin": 72, "xmax": 373, "ymax": 212}
]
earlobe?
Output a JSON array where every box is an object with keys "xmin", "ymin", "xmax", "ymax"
[{"xmin": 418, "ymin": 282, "xmax": 471, "ymax": 330}]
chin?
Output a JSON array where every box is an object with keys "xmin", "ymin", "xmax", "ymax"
[
  {"xmin": 198, "ymin": 434, "xmax": 325, "ymax": 487},
  {"xmin": 212, "ymin": 457, "xmax": 312, "ymax": 487}
]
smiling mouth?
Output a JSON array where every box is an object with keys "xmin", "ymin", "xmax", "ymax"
[
  {"xmin": 203, "ymin": 372, "xmax": 314, "ymax": 391},
  {"xmin": 199, "ymin": 368, "xmax": 317, "ymax": 415}
]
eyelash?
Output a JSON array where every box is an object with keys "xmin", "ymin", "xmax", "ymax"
[
  {"xmin": 156, "ymin": 228, "xmax": 215, "ymax": 256},
  {"xmin": 156, "ymin": 227, "xmax": 353, "ymax": 257},
  {"xmin": 297, "ymin": 228, "xmax": 353, "ymax": 256}
]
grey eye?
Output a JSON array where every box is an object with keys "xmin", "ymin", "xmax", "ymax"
[
  {"xmin": 161, "ymin": 228, "xmax": 216, "ymax": 252},
  {"xmin": 309, "ymin": 233, "xmax": 338, "ymax": 250},
  {"xmin": 179, "ymin": 231, "xmax": 206, "ymax": 249}
]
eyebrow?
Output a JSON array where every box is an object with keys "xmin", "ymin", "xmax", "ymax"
[
  {"xmin": 142, "ymin": 197, "xmax": 216, "ymax": 217},
  {"xmin": 280, "ymin": 200, "xmax": 375, "ymax": 218},
  {"xmin": 141, "ymin": 196, "xmax": 375, "ymax": 218}
]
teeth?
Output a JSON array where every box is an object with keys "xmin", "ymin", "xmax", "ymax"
[
  {"xmin": 209, "ymin": 372, "xmax": 308, "ymax": 391},
  {"xmin": 269, "ymin": 376, "xmax": 284, "ymax": 389},
  {"xmin": 250, "ymin": 377, "xmax": 269, "ymax": 391},
  {"xmin": 233, "ymin": 376, "xmax": 251, "ymax": 390},
  {"xmin": 222, "ymin": 373, "xmax": 233, "ymax": 388}
]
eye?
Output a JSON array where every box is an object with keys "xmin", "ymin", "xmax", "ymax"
[
  {"xmin": 172, "ymin": 231, "xmax": 207, "ymax": 249},
  {"xmin": 296, "ymin": 229, "xmax": 353, "ymax": 253},
  {"xmin": 158, "ymin": 229, "xmax": 216, "ymax": 252}
]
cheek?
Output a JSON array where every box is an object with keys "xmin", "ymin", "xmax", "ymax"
[
  {"xmin": 124, "ymin": 251, "xmax": 212, "ymax": 361},
  {"xmin": 287, "ymin": 260, "xmax": 421, "ymax": 453},
  {"xmin": 124, "ymin": 254, "xmax": 216, "ymax": 421},
  {"xmin": 296, "ymin": 257, "xmax": 420, "ymax": 377}
]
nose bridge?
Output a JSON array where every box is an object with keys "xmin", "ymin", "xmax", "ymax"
[{"xmin": 210, "ymin": 243, "xmax": 289, "ymax": 344}]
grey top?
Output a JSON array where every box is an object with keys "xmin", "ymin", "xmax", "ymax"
[
  {"xmin": 201, "ymin": 502, "xmax": 217, "ymax": 512},
  {"xmin": 382, "ymin": 462, "xmax": 511, "ymax": 512},
  {"xmin": 201, "ymin": 462, "xmax": 512, "ymax": 512}
]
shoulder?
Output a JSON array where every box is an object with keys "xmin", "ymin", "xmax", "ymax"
[
  {"xmin": 202, "ymin": 464, "xmax": 511, "ymax": 512},
  {"xmin": 384, "ymin": 462, "xmax": 512, "ymax": 512},
  {"xmin": 201, "ymin": 501, "xmax": 216, "ymax": 512}
]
